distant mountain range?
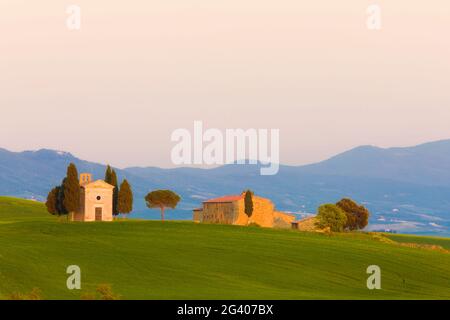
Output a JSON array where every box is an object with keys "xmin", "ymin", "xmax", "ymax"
[{"xmin": 1, "ymin": 139, "xmax": 450, "ymax": 236}]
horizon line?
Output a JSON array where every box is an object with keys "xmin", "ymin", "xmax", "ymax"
[{"xmin": 1, "ymin": 137, "xmax": 450, "ymax": 170}]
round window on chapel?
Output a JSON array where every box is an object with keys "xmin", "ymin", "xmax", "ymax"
[{"xmin": 96, "ymin": 196, "xmax": 101, "ymax": 201}]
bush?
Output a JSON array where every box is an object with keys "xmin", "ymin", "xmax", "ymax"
[
  {"xmin": 80, "ymin": 292, "xmax": 98, "ymax": 300},
  {"xmin": 80, "ymin": 284, "xmax": 120, "ymax": 300},
  {"xmin": 336, "ymin": 198, "xmax": 370, "ymax": 231},
  {"xmin": 315, "ymin": 204, "xmax": 347, "ymax": 232},
  {"xmin": 96, "ymin": 284, "xmax": 120, "ymax": 300},
  {"xmin": 248, "ymin": 222, "xmax": 261, "ymax": 227},
  {"xmin": 8, "ymin": 287, "xmax": 43, "ymax": 300}
]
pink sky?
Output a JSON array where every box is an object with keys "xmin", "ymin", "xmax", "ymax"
[{"xmin": 1, "ymin": 1, "xmax": 450, "ymax": 168}]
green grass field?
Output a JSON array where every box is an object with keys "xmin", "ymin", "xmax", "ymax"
[{"xmin": 0, "ymin": 196, "xmax": 449, "ymax": 300}]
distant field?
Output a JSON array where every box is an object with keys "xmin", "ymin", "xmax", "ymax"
[{"xmin": 0, "ymin": 196, "xmax": 449, "ymax": 300}]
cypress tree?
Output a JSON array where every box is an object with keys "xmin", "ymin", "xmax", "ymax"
[
  {"xmin": 104, "ymin": 165, "xmax": 113, "ymax": 184},
  {"xmin": 244, "ymin": 190, "xmax": 254, "ymax": 218},
  {"xmin": 45, "ymin": 187, "xmax": 59, "ymax": 215},
  {"xmin": 111, "ymin": 169, "xmax": 119, "ymax": 216},
  {"xmin": 63, "ymin": 163, "xmax": 80, "ymax": 216},
  {"xmin": 118, "ymin": 179, "xmax": 133, "ymax": 218},
  {"xmin": 56, "ymin": 182, "xmax": 67, "ymax": 215}
]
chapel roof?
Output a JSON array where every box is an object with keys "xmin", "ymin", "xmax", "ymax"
[{"xmin": 82, "ymin": 179, "xmax": 115, "ymax": 189}]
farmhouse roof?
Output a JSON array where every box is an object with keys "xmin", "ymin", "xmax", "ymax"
[{"xmin": 203, "ymin": 195, "xmax": 244, "ymax": 203}]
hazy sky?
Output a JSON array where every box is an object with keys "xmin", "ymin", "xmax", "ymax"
[{"xmin": 1, "ymin": 1, "xmax": 450, "ymax": 168}]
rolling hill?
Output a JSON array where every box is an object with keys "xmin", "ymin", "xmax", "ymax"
[
  {"xmin": 0, "ymin": 197, "xmax": 449, "ymax": 300},
  {"xmin": 300, "ymin": 140, "xmax": 450, "ymax": 186},
  {"xmin": 1, "ymin": 140, "xmax": 450, "ymax": 236}
]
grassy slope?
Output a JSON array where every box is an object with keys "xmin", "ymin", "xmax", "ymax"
[{"xmin": 0, "ymin": 196, "xmax": 449, "ymax": 300}]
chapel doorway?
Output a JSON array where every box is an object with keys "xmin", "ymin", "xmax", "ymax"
[{"xmin": 95, "ymin": 207, "xmax": 102, "ymax": 221}]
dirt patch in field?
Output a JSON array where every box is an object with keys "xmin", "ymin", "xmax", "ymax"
[
  {"xmin": 370, "ymin": 233, "xmax": 449, "ymax": 254},
  {"xmin": 397, "ymin": 242, "xmax": 449, "ymax": 254}
]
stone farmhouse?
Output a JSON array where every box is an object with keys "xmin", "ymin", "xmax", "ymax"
[
  {"xmin": 72, "ymin": 173, "xmax": 114, "ymax": 222},
  {"xmin": 193, "ymin": 192, "xmax": 295, "ymax": 228}
]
